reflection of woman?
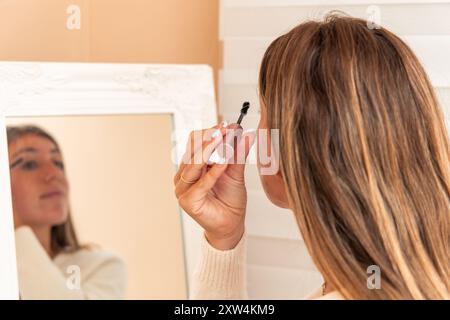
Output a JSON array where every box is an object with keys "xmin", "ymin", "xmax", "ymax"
[
  {"xmin": 8, "ymin": 125, "xmax": 126, "ymax": 299},
  {"xmin": 175, "ymin": 15, "xmax": 450, "ymax": 299}
]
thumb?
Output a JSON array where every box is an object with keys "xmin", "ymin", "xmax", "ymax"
[{"xmin": 226, "ymin": 129, "xmax": 256, "ymax": 182}]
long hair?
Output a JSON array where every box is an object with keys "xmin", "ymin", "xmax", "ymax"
[
  {"xmin": 259, "ymin": 14, "xmax": 450, "ymax": 299},
  {"xmin": 7, "ymin": 125, "xmax": 83, "ymax": 256}
]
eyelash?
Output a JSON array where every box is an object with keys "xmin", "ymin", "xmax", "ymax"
[
  {"xmin": 22, "ymin": 161, "xmax": 37, "ymax": 170},
  {"xmin": 55, "ymin": 161, "xmax": 65, "ymax": 170},
  {"xmin": 22, "ymin": 160, "xmax": 64, "ymax": 171}
]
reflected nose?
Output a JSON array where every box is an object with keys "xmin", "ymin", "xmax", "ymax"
[{"xmin": 42, "ymin": 162, "xmax": 64, "ymax": 183}]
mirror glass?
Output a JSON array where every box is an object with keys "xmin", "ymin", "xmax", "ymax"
[{"xmin": 6, "ymin": 114, "xmax": 187, "ymax": 299}]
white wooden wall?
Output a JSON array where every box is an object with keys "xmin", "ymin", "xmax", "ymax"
[{"xmin": 219, "ymin": 0, "xmax": 450, "ymax": 299}]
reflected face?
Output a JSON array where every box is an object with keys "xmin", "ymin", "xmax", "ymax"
[
  {"xmin": 256, "ymin": 100, "xmax": 290, "ymax": 209},
  {"xmin": 8, "ymin": 134, "xmax": 69, "ymax": 228}
]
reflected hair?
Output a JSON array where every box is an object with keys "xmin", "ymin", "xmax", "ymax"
[
  {"xmin": 7, "ymin": 125, "xmax": 83, "ymax": 255},
  {"xmin": 259, "ymin": 13, "xmax": 450, "ymax": 299}
]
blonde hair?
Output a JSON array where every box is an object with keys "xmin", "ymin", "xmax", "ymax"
[{"xmin": 259, "ymin": 14, "xmax": 450, "ymax": 299}]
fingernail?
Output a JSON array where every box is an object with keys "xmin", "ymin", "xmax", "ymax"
[
  {"xmin": 221, "ymin": 120, "xmax": 228, "ymax": 128},
  {"xmin": 211, "ymin": 129, "xmax": 221, "ymax": 138}
]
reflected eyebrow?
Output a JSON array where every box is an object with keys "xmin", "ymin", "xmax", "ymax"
[
  {"xmin": 12, "ymin": 147, "xmax": 60, "ymax": 158},
  {"xmin": 11, "ymin": 147, "xmax": 38, "ymax": 158}
]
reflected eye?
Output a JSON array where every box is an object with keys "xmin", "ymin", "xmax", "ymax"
[
  {"xmin": 22, "ymin": 161, "xmax": 38, "ymax": 171},
  {"xmin": 54, "ymin": 160, "xmax": 64, "ymax": 170}
]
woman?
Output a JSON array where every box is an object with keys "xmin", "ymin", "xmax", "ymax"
[
  {"xmin": 8, "ymin": 125, "xmax": 126, "ymax": 299},
  {"xmin": 174, "ymin": 14, "xmax": 450, "ymax": 299}
]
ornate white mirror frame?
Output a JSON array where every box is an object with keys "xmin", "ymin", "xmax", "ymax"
[{"xmin": 0, "ymin": 62, "xmax": 217, "ymax": 299}]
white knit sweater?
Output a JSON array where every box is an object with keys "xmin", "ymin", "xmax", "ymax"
[
  {"xmin": 15, "ymin": 226, "xmax": 127, "ymax": 300},
  {"xmin": 192, "ymin": 232, "xmax": 343, "ymax": 300},
  {"xmin": 15, "ymin": 226, "xmax": 342, "ymax": 300}
]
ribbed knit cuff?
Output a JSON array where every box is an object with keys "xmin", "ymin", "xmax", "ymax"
[{"xmin": 192, "ymin": 232, "xmax": 247, "ymax": 299}]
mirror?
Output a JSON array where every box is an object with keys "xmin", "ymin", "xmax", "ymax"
[
  {"xmin": 0, "ymin": 62, "xmax": 217, "ymax": 299},
  {"xmin": 6, "ymin": 114, "xmax": 186, "ymax": 299}
]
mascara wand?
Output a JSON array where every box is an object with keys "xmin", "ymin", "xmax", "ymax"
[{"xmin": 236, "ymin": 101, "xmax": 250, "ymax": 125}]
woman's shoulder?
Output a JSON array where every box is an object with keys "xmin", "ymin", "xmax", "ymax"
[
  {"xmin": 54, "ymin": 247, "xmax": 127, "ymax": 298},
  {"xmin": 53, "ymin": 246, "xmax": 126, "ymax": 274}
]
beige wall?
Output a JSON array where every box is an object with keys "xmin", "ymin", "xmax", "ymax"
[
  {"xmin": 0, "ymin": 0, "xmax": 90, "ymax": 61},
  {"xmin": 0, "ymin": 0, "xmax": 221, "ymax": 94},
  {"xmin": 0, "ymin": 0, "xmax": 221, "ymax": 298},
  {"xmin": 7, "ymin": 114, "xmax": 186, "ymax": 299},
  {"xmin": 1, "ymin": 0, "xmax": 221, "ymax": 299}
]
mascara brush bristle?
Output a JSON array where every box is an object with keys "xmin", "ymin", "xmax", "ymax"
[
  {"xmin": 237, "ymin": 102, "xmax": 250, "ymax": 125},
  {"xmin": 241, "ymin": 101, "xmax": 250, "ymax": 115}
]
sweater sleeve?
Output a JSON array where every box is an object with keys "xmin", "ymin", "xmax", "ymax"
[
  {"xmin": 15, "ymin": 226, "xmax": 126, "ymax": 300},
  {"xmin": 192, "ymin": 231, "xmax": 248, "ymax": 300}
]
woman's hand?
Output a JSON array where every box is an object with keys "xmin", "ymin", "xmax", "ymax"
[{"xmin": 174, "ymin": 123, "xmax": 255, "ymax": 250}]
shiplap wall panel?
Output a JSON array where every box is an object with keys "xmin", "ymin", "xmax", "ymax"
[
  {"xmin": 247, "ymin": 265, "xmax": 323, "ymax": 299},
  {"xmin": 436, "ymin": 88, "xmax": 450, "ymax": 131},
  {"xmin": 223, "ymin": 0, "xmax": 450, "ymax": 6},
  {"xmin": 221, "ymin": 86, "xmax": 450, "ymax": 118},
  {"xmin": 244, "ymin": 163, "xmax": 265, "ymax": 191},
  {"xmin": 221, "ymin": 3, "xmax": 450, "ymax": 38},
  {"xmin": 222, "ymin": 36, "xmax": 450, "ymax": 87},
  {"xmin": 220, "ymin": 84, "xmax": 260, "ymax": 116},
  {"xmin": 237, "ymin": 87, "xmax": 450, "ymax": 225},
  {"xmin": 246, "ymin": 190, "xmax": 301, "ymax": 239},
  {"xmin": 219, "ymin": 0, "xmax": 450, "ymax": 299},
  {"xmin": 247, "ymin": 235, "xmax": 317, "ymax": 271},
  {"xmin": 221, "ymin": 86, "xmax": 450, "ymax": 135}
]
